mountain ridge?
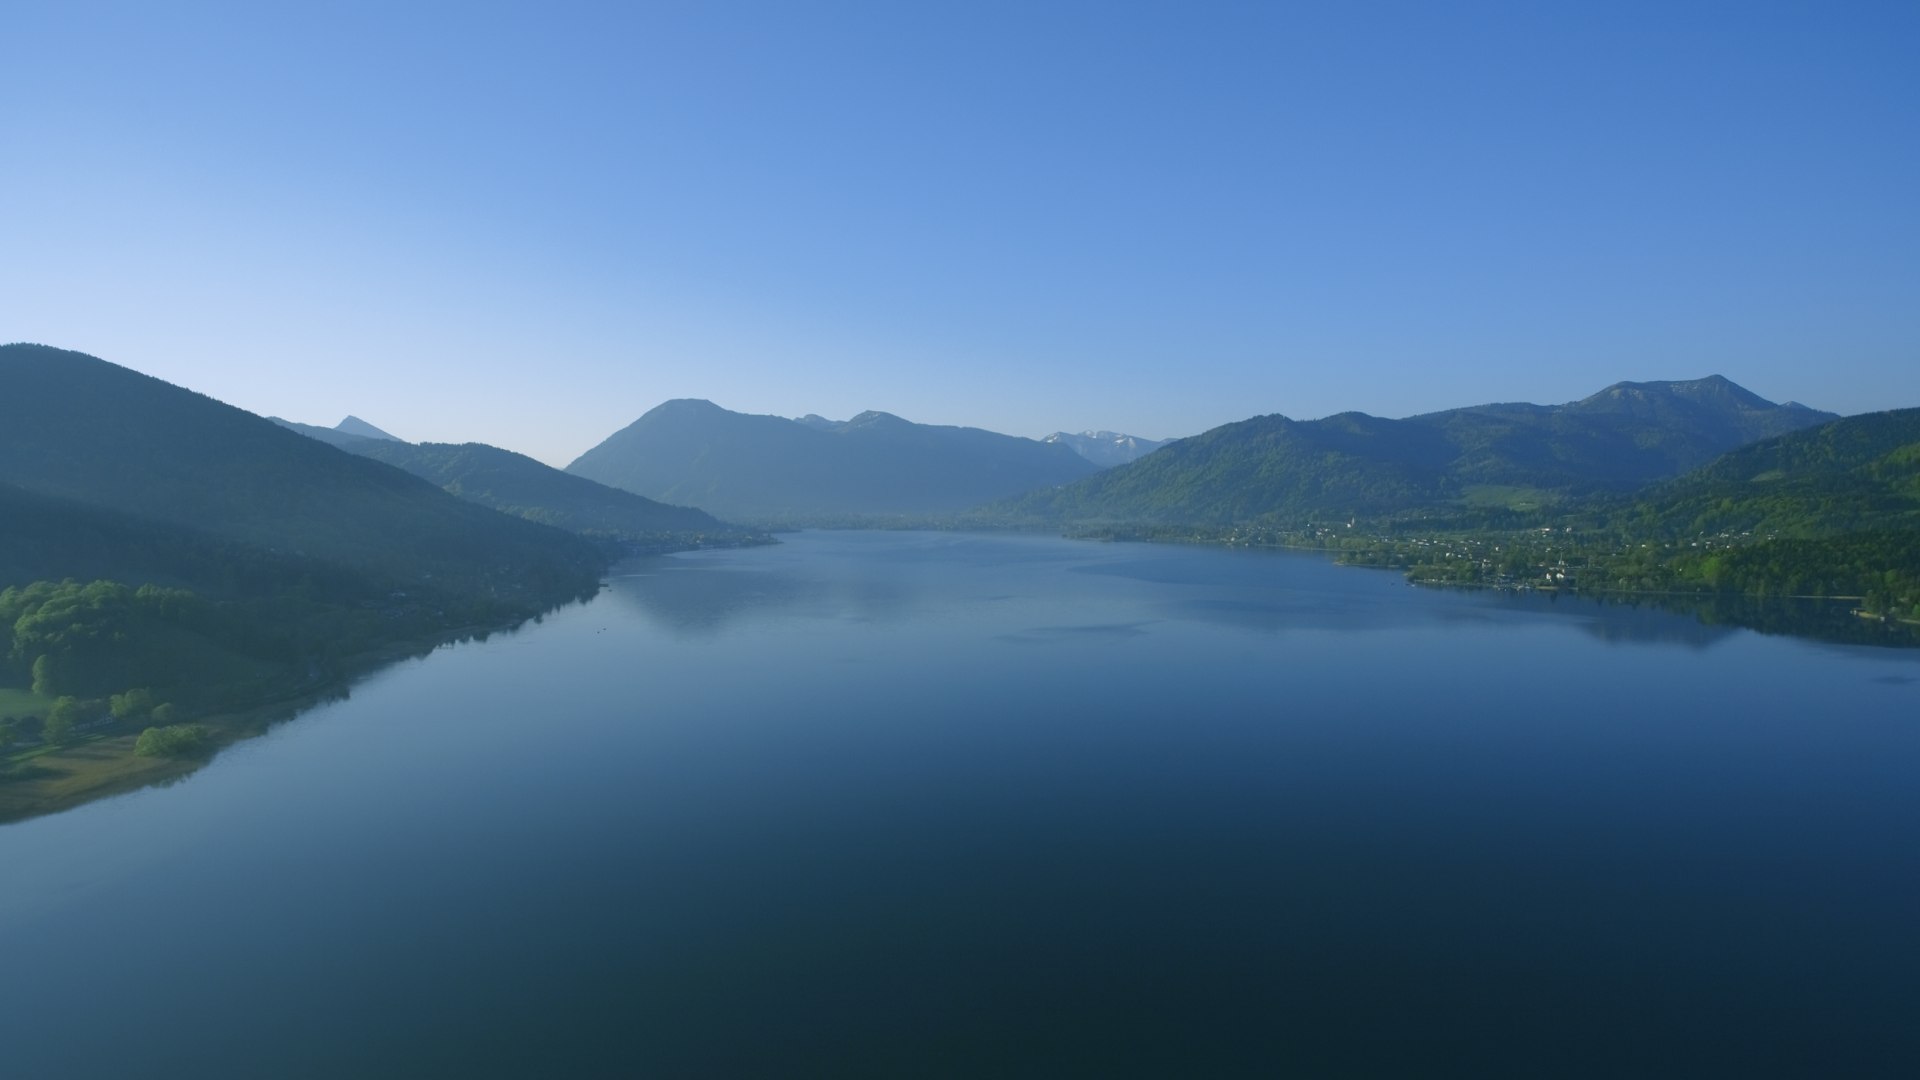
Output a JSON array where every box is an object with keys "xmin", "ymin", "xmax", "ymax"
[
  {"xmin": 1001, "ymin": 376, "xmax": 1839, "ymax": 526},
  {"xmin": 567, "ymin": 399, "xmax": 1099, "ymax": 521}
]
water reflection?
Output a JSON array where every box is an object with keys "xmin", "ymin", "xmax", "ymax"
[{"xmin": 609, "ymin": 558, "xmax": 918, "ymax": 638}]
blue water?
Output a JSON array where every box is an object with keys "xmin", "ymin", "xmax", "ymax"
[{"xmin": 2, "ymin": 531, "xmax": 1916, "ymax": 1077}]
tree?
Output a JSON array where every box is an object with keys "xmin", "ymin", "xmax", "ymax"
[
  {"xmin": 134, "ymin": 724, "xmax": 209, "ymax": 758},
  {"xmin": 42, "ymin": 697, "xmax": 81, "ymax": 745},
  {"xmin": 110, "ymin": 688, "xmax": 156, "ymax": 721}
]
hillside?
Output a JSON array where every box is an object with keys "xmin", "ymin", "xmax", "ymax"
[
  {"xmin": 1611, "ymin": 407, "xmax": 1920, "ymax": 538},
  {"xmin": 567, "ymin": 400, "xmax": 1099, "ymax": 521},
  {"xmin": 1003, "ymin": 377, "xmax": 1836, "ymax": 526},
  {"xmin": 0, "ymin": 344, "xmax": 603, "ymax": 605},
  {"xmin": 346, "ymin": 440, "xmax": 740, "ymax": 541}
]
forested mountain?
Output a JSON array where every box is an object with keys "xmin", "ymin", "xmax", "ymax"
[
  {"xmin": 0, "ymin": 344, "xmax": 603, "ymax": 603},
  {"xmin": 0, "ymin": 481, "xmax": 371, "ymax": 600},
  {"xmin": 345, "ymin": 440, "xmax": 740, "ymax": 541},
  {"xmin": 1002, "ymin": 377, "xmax": 1835, "ymax": 526},
  {"xmin": 1042, "ymin": 430, "xmax": 1167, "ymax": 468},
  {"xmin": 1, "ymin": 345, "xmax": 615, "ymax": 815},
  {"xmin": 1610, "ymin": 407, "xmax": 1920, "ymax": 538},
  {"xmin": 567, "ymin": 399, "xmax": 1099, "ymax": 521}
]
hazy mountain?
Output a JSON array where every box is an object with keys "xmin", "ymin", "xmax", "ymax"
[
  {"xmin": 345, "ymin": 440, "xmax": 742, "ymax": 541},
  {"xmin": 567, "ymin": 400, "xmax": 1099, "ymax": 521},
  {"xmin": 268, "ymin": 417, "xmax": 382, "ymax": 450},
  {"xmin": 1043, "ymin": 430, "xmax": 1167, "ymax": 468},
  {"xmin": 336, "ymin": 415, "xmax": 402, "ymax": 441},
  {"xmin": 1615, "ymin": 406, "xmax": 1920, "ymax": 538},
  {"xmin": 1003, "ymin": 376, "xmax": 1838, "ymax": 525},
  {"xmin": 0, "ymin": 344, "xmax": 602, "ymax": 604}
]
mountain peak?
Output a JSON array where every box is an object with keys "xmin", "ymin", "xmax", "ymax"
[
  {"xmin": 336, "ymin": 415, "xmax": 401, "ymax": 441},
  {"xmin": 1582, "ymin": 375, "xmax": 1772, "ymax": 410},
  {"xmin": 1042, "ymin": 430, "xmax": 1168, "ymax": 468}
]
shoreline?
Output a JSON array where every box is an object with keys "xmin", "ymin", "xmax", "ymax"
[{"xmin": 0, "ymin": 611, "xmax": 565, "ymax": 827}]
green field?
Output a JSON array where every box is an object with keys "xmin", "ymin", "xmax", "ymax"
[{"xmin": 0, "ymin": 686, "xmax": 52, "ymax": 719}]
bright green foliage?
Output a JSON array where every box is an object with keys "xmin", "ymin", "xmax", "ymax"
[
  {"xmin": 110, "ymin": 688, "xmax": 157, "ymax": 721},
  {"xmin": 133, "ymin": 724, "xmax": 211, "ymax": 758}
]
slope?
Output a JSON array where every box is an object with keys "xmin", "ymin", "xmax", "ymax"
[
  {"xmin": 1612, "ymin": 407, "xmax": 1920, "ymax": 538},
  {"xmin": 0, "ymin": 343, "xmax": 603, "ymax": 605}
]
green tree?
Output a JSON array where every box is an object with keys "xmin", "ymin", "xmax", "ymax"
[
  {"xmin": 134, "ymin": 724, "xmax": 209, "ymax": 758},
  {"xmin": 110, "ymin": 688, "xmax": 156, "ymax": 721},
  {"xmin": 43, "ymin": 697, "xmax": 82, "ymax": 744}
]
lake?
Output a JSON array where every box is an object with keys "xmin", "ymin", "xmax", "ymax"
[{"xmin": 2, "ymin": 531, "xmax": 1916, "ymax": 1077}]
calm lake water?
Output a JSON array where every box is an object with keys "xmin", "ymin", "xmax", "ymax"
[{"xmin": 3, "ymin": 531, "xmax": 1917, "ymax": 1077}]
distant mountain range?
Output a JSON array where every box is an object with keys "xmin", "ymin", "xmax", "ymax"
[
  {"xmin": 1003, "ymin": 377, "xmax": 1837, "ymax": 525},
  {"xmin": 268, "ymin": 416, "xmax": 740, "ymax": 542},
  {"xmin": 566, "ymin": 400, "xmax": 1099, "ymax": 521},
  {"xmin": 1043, "ymin": 430, "xmax": 1167, "ymax": 468},
  {"xmin": 348, "ymin": 441, "xmax": 739, "ymax": 541}
]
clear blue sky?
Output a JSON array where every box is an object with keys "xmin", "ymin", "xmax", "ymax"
[{"xmin": 5, "ymin": 1, "xmax": 1916, "ymax": 465}]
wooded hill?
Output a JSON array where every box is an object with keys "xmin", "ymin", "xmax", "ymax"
[
  {"xmin": 1001, "ymin": 377, "xmax": 1836, "ymax": 526},
  {"xmin": 0, "ymin": 345, "xmax": 608, "ymax": 759}
]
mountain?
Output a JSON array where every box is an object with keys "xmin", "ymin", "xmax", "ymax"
[
  {"xmin": 343, "ymin": 440, "xmax": 741, "ymax": 541},
  {"xmin": 1614, "ymin": 406, "xmax": 1920, "ymax": 538},
  {"xmin": 0, "ymin": 344, "xmax": 603, "ymax": 605},
  {"xmin": 336, "ymin": 415, "xmax": 401, "ymax": 441},
  {"xmin": 567, "ymin": 400, "xmax": 1100, "ymax": 521},
  {"xmin": 1043, "ymin": 430, "xmax": 1167, "ymax": 468},
  {"xmin": 1003, "ymin": 376, "xmax": 1837, "ymax": 526},
  {"xmin": 268, "ymin": 416, "xmax": 382, "ymax": 450}
]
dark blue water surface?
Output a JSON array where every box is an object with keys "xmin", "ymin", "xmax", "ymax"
[{"xmin": 3, "ymin": 531, "xmax": 1917, "ymax": 1077}]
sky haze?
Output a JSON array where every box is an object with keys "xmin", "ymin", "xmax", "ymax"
[{"xmin": 5, "ymin": 1, "xmax": 1916, "ymax": 465}]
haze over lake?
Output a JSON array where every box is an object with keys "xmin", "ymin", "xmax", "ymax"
[{"xmin": 3, "ymin": 532, "xmax": 1916, "ymax": 1077}]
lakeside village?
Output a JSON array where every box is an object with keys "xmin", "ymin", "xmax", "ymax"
[{"xmin": 1070, "ymin": 519, "xmax": 1920, "ymax": 624}]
